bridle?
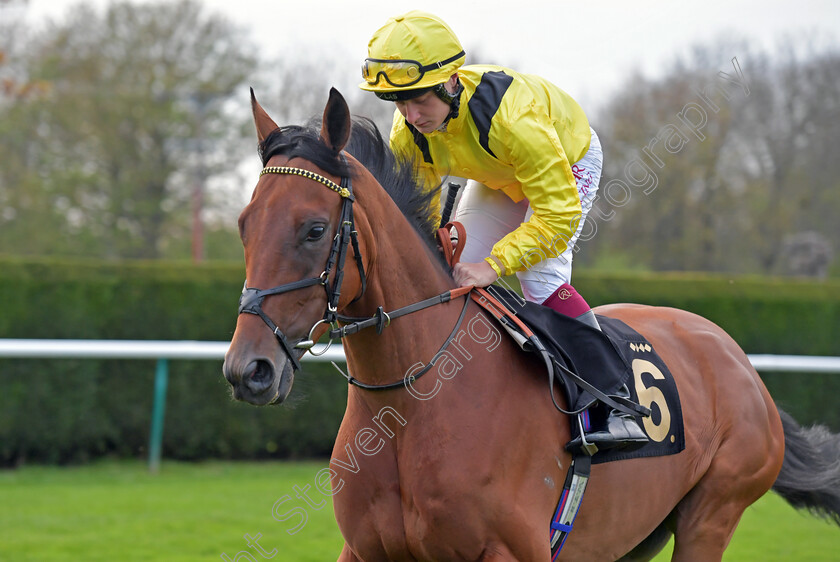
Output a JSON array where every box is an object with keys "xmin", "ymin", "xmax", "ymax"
[
  {"xmin": 236, "ymin": 157, "xmax": 473, "ymax": 388},
  {"xmin": 237, "ymin": 160, "xmax": 366, "ymax": 373}
]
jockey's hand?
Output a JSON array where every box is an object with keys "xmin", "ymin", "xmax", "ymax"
[{"xmin": 453, "ymin": 261, "xmax": 499, "ymax": 288}]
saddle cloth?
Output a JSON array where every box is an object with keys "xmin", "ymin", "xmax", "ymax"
[{"xmin": 484, "ymin": 285, "xmax": 685, "ymax": 464}]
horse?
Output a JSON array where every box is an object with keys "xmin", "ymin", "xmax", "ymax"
[{"xmin": 222, "ymin": 87, "xmax": 840, "ymax": 561}]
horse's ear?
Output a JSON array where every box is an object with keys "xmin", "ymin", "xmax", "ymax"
[
  {"xmin": 250, "ymin": 87, "xmax": 279, "ymax": 143},
  {"xmin": 320, "ymin": 87, "xmax": 351, "ymax": 153}
]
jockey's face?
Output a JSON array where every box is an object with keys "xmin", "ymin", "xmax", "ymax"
[{"xmin": 394, "ymin": 90, "xmax": 451, "ymax": 134}]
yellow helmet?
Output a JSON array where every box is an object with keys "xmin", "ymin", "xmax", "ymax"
[{"xmin": 359, "ymin": 11, "xmax": 465, "ymax": 99}]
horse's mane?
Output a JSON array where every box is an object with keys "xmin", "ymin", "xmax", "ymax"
[
  {"xmin": 345, "ymin": 117, "xmax": 440, "ymax": 241},
  {"xmin": 258, "ymin": 116, "xmax": 442, "ymax": 258}
]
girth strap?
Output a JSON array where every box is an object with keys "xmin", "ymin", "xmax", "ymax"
[{"xmin": 549, "ymin": 454, "xmax": 591, "ymax": 559}]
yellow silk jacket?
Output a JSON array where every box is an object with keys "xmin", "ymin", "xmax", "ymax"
[{"xmin": 389, "ymin": 64, "xmax": 592, "ymax": 276}]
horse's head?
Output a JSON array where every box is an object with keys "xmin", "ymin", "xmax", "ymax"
[{"xmin": 222, "ymin": 88, "xmax": 367, "ymax": 405}]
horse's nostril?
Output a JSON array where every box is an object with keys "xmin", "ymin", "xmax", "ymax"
[
  {"xmin": 251, "ymin": 360, "xmax": 272, "ymax": 382},
  {"xmin": 244, "ymin": 359, "xmax": 274, "ymax": 394}
]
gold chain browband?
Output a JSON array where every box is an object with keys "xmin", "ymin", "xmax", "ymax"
[{"xmin": 259, "ymin": 166, "xmax": 352, "ymax": 199}]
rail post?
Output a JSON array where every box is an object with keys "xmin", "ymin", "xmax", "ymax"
[{"xmin": 148, "ymin": 358, "xmax": 169, "ymax": 473}]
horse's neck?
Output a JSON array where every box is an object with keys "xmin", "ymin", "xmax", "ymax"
[{"xmin": 340, "ymin": 195, "xmax": 458, "ymax": 389}]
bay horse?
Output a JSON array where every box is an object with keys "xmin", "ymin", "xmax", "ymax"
[{"xmin": 223, "ymin": 87, "xmax": 840, "ymax": 561}]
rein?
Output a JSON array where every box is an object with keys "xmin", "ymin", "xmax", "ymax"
[{"xmin": 237, "ymin": 158, "xmax": 473, "ymax": 391}]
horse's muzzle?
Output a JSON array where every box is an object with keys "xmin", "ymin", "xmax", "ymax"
[{"xmin": 222, "ymin": 354, "xmax": 294, "ymax": 406}]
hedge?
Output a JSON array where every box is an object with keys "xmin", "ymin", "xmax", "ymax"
[
  {"xmin": 577, "ymin": 271, "xmax": 840, "ymax": 437},
  {"xmin": 574, "ymin": 271, "xmax": 840, "ymax": 356},
  {"xmin": 0, "ymin": 257, "xmax": 837, "ymax": 466}
]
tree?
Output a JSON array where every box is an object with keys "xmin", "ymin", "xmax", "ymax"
[
  {"xmin": 735, "ymin": 38, "xmax": 840, "ymax": 275},
  {"xmin": 0, "ymin": 0, "xmax": 258, "ymax": 259},
  {"xmin": 581, "ymin": 35, "xmax": 840, "ymax": 277}
]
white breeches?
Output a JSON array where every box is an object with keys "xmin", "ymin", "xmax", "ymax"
[{"xmin": 453, "ymin": 127, "xmax": 603, "ymax": 303}]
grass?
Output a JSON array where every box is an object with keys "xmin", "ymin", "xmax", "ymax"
[
  {"xmin": 0, "ymin": 460, "xmax": 838, "ymax": 561},
  {"xmin": 652, "ymin": 492, "xmax": 840, "ymax": 561},
  {"xmin": 0, "ymin": 460, "xmax": 343, "ymax": 562}
]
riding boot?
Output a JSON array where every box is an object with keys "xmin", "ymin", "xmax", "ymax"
[
  {"xmin": 543, "ymin": 284, "xmax": 649, "ymax": 454},
  {"xmin": 566, "ymin": 383, "xmax": 650, "ymax": 454}
]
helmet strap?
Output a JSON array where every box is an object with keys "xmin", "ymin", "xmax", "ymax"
[{"xmin": 433, "ymin": 77, "xmax": 463, "ymax": 131}]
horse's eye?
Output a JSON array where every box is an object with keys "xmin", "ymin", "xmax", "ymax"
[{"xmin": 306, "ymin": 225, "xmax": 326, "ymax": 241}]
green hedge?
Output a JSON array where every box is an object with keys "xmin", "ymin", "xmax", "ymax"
[
  {"xmin": 0, "ymin": 256, "xmax": 348, "ymax": 466},
  {"xmin": 0, "ymin": 257, "xmax": 837, "ymax": 466},
  {"xmin": 577, "ymin": 271, "xmax": 840, "ymax": 434},
  {"xmin": 575, "ymin": 271, "xmax": 840, "ymax": 356}
]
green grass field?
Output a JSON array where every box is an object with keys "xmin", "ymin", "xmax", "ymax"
[{"xmin": 1, "ymin": 460, "xmax": 837, "ymax": 561}]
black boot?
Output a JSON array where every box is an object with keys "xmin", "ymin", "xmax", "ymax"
[
  {"xmin": 566, "ymin": 384, "xmax": 649, "ymax": 455},
  {"xmin": 565, "ymin": 309, "xmax": 649, "ymax": 454}
]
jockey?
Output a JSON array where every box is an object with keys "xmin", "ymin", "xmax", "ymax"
[{"xmin": 359, "ymin": 10, "xmax": 647, "ymax": 452}]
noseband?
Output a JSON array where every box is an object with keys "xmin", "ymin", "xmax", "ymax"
[{"xmin": 237, "ymin": 160, "xmax": 366, "ymax": 372}]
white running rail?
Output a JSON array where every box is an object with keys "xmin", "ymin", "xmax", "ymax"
[
  {"xmin": 0, "ymin": 340, "xmax": 838, "ymax": 372},
  {"xmin": 1, "ymin": 340, "xmax": 837, "ymax": 472}
]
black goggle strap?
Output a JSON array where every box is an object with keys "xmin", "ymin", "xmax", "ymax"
[{"xmin": 420, "ymin": 50, "xmax": 465, "ymax": 73}]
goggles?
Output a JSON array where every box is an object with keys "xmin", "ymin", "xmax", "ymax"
[{"xmin": 362, "ymin": 51, "xmax": 465, "ymax": 88}]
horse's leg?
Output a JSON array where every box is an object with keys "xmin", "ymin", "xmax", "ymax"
[
  {"xmin": 669, "ymin": 481, "xmax": 747, "ymax": 560},
  {"xmin": 337, "ymin": 543, "xmax": 362, "ymax": 562},
  {"xmin": 669, "ymin": 423, "xmax": 782, "ymax": 560},
  {"xmin": 617, "ymin": 520, "xmax": 674, "ymax": 562}
]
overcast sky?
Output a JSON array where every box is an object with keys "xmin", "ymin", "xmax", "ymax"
[{"xmin": 20, "ymin": 0, "xmax": 840, "ymax": 112}]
